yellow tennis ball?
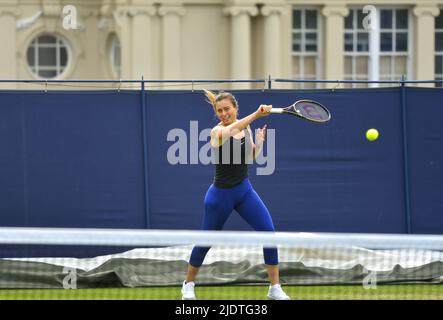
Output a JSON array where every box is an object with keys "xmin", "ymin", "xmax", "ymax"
[{"xmin": 366, "ymin": 128, "xmax": 379, "ymax": 141}]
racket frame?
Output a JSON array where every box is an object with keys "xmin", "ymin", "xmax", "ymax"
[{"xmin": 270, "ymin": 99, "xmax": 331, "ymax": 123}]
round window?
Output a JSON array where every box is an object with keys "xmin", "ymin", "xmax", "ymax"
[{"xmin": 27, "ymin": 34, "xmax": 70, "ymax": 79}]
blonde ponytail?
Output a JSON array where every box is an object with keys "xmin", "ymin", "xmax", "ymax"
[{"xmin": 203, "ymin": 89, "xmax": 217, "ymax": 107}]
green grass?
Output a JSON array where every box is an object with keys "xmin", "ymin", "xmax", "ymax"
[{"xmin": 0, "ymin": 284, "xmax": 442, "ymax": 300}]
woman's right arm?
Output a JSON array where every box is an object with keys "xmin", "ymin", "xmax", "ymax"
[{"xmin": 210, "ymin": 105, "xmax": 271, "ymax": 147}]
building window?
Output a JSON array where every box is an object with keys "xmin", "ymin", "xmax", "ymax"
[
  {"xmin": 27, "ymin": 34, "xmax": 69, "ymax": 79},
  {"xmin": 109, "ymin": 34, "xmax": 121, "ymax": 79},
  {"xmin": 435, "ymin": 10, "xmax": 443, "ymax": 87},
  {"xmin": 292, "ymin": 9, "xmax": 320, "ymax": 88},
  {"xmin": 344, "ymin": 9, "xmax": 370, "ymax": 88},
  {"xmin": 379, "ymin": 9, "xmax": 409, "ymax": 81}
]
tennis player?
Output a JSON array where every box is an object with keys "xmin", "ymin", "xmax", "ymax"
[{"xmin": 181, "ymin": 90, "xmax": 290, "ymax": 300}]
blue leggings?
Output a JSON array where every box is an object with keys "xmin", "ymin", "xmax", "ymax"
[{"xmin": 189, "ymin": 178, "xmax": 278, "ymax": 267}]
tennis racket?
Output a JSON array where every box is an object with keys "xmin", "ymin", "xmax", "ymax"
[{"xmin": 265, "ymin": 100, "xmax": 331, "ymax": 123}]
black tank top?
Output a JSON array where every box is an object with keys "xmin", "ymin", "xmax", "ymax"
[{"xmin": 213, "ymin": 130, "xmax": 251, "ymax": 188}]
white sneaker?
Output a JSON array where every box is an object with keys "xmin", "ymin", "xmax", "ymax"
[
  {"xmin": 267, "ymin": 284, "xmax": 290, "ymax": 300},
  {"xmin": 181, "ymin": 281, "xmax": 196, "ymax": 300}
]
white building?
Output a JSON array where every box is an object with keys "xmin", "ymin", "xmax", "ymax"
[{"xmin": 1, "ymin": 0, "xmax": 442, "ymax": 89}]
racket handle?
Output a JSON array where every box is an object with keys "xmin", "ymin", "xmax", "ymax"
[{"xmin": 269, "ymin": 108, "xmax": 284, "ymax": 114}]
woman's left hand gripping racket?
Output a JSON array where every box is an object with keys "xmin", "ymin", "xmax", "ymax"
[{"xmin": 264, "ymin": 100, "xmax": 331, "ymax": 123}]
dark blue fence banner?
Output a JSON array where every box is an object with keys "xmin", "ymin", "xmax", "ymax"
[
  {"xmin": 0, "ymin": 91, "xmax": 146, "ymax": 230},
  {"xmin": 0, "ymin": 87, "xmax": 442, "ymax": 254},
  {"xmin": 145, "ymin": 89, "xmax": 407, "ymax": 233},
  {"xmin": 405, "ymin": 88, "xmax": 443, "ymax": 234}
]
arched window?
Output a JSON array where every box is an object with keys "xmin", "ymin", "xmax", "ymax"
[
  {"xmin": 109, "ymin": 34, "xmax": 121, "ymax": 78},
  {"xmin": 435, "ymin": 10, "xmax": 443, "ymax": 87}
]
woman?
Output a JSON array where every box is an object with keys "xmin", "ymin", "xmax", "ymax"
[{"xmin": 181, "ymin": 90, "xmax": 290, "ymax": 300}]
